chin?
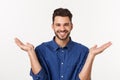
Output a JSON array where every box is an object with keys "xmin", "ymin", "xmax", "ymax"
[
  {"xmin": 55, "ymin": 33, "xmax": 70, "ymax": 41},
  {"xmin": 59, "ymin": 36, "xmax": 69, "ymax": 41}
]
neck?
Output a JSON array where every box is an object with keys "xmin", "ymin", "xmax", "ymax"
[{"xmin": 55, "ymin": 37, "xmax": 70, "ymax": 48}]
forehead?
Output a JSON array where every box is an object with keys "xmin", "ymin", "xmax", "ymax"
[{"xmin": 54, "ymin": 16, "xmax": 71, "ymax": 24}]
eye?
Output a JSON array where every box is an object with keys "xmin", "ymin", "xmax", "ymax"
[
  {"xmin": 64, "ymin": 23, "xmax": 70, "ymax": 26},
  {"xmin": 55, "ymin": 23, "xmax": 61, "ymax": 27}
]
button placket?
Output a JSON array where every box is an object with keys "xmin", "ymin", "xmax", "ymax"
[{"xmin": 60, "ymin": 49, "xmax": 65, "ymax": 80}]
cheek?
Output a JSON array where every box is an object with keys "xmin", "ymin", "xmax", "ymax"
[
  {"xmin": 53, "ymin": 28, "xmax": 58, "ymax": 32},
  {"xmin": 54, "ymin": 27, "xmax": 60, "ymax": 31},
  {"xmin": 67, "ymin": 27, "xmax": 72, "ymax": 31},
  {"xmin": 52, "ymin": 26, "xmax": 57, "ymax": 31}
]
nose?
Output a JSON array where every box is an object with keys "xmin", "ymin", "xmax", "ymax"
[{"xmin": 60, "ymin": 26, "xmax": 65, "ymax": 31}]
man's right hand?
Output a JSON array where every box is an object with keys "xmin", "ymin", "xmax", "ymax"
[
  {"xmin": 15, "ymin": 37, "xmax": 42, "ymax": 74},
  {"xmin": 14, "ymin": 37, "xmax": 34, "ymax": 52}
]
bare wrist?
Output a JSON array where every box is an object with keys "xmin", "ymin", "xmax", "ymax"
[{"xmin": 88, "ymin": 53, "xmax": 96, "ymax": 58}]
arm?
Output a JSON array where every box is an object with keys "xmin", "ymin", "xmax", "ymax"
[
  {"xmin": 79, "ymin": 42, "xmax": 112, "ymax": 80},
  {"xmin": 14, "ymin": 38, "xmax": 41, "ymax": 74}
]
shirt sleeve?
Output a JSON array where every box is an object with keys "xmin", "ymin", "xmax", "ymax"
[
  {"xmin": 80, "ymin": 47, "xmax": 89, "ymax": 71},
  {"xmin": 76, "ymin": 76, "xmax": 81, "ymax": 80},
  {"xmin": 77, "ymin": 47, "xmax": 89, "ymax": 80},
  {"xmin": 30, "ymin": 68, "xmax": 47, "ymax": 80},
  {"xmin": 30, "ymin": 45, "xmax": 48, "ymax": 80}
]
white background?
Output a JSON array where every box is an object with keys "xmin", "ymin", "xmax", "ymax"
[{"xmin": 0, "ymin": 0, "xmax": 119, "ymax": 80}]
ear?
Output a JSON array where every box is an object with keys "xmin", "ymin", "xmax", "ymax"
[{"xmin": 71, "ymin": 24, "xmax": 73, "ymax": 30}]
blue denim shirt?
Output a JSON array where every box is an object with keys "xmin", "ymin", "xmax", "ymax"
[{"xmin": 30, "ymin": 38, "xmax": 89, "ymax": 80}]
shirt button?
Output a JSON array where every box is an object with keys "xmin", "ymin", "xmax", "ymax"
[
  {"xmin": 61, "ymin": 50, "xmax": 64, "ymax": 52},
  {"xmin": 61, "ymin": 75, "xmax": 64, "ymax": 78},
  {"xmin": 61, "ymin": 62, "xmax": 64, "ymax": 65}
]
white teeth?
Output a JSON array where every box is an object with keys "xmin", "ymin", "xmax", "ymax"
[
  {"xmin": 59, "ymin": 32, "xmax": 66, "ymax": 36},
  {"xmin": 60, "ymin": 32, "xmax": 65, "ymax": 34}
]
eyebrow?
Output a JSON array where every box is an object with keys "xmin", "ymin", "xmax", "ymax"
[{"xmin": 55, "ymin": 22, "xmax": 70, "ymax": 25}]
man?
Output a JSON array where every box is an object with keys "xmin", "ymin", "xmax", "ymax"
[{"xmin": 15, "ymin": 8, "xmax": 112, "ymax": 80}]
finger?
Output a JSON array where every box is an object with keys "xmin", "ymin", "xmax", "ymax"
[
  {"xmin": 26, "ymin": 42, "xmax": 34, "ymax": 48},
  {"xmin": 14, "ymin": 37, "xmax": 24, "ymax": 47},
  {"xmin": 90, "ymin": 45, "xmax": 97, "ymax": 50},
  {"xmin": 99, "ymin": 42, "xmax": 112, "ymax": 51},
  {"xmin": 93, "ymin": 45, "xmax": 97, "ymax": 48},
  {"xmin": 101, "ymin": 42, "xmax": 112, "ymax": 49}
]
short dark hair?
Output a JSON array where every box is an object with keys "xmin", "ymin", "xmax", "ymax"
[{"xmin": 52, "ymin": 8, "xmax": 73, "ymax": 23}]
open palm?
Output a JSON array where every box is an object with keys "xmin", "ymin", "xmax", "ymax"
[
  {"xmin": 89, "ymin": 42, "xmax": 112, "ymax": 56},
  {"xmin": 15, "ymin": 38, "xmax": 34, "ymax": 52}
]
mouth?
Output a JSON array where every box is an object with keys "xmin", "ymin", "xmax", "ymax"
[
  {"xmin": 55, "ymin": 30, "xmax": 70, "ymax": 40},
  {"xmin": 59, "ymin": 32, "xmax": 66, "ymax": 35},
  {"xmin": 58, "ymin": 31, "xmax": 68, "ymax": 36}
]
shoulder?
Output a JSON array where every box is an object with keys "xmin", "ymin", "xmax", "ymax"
[
  {"xmin": 72, "ymin": 41, "xmax": 89, "ymax": 53},
  {"xmin": 73, "ymin": 41, "xmax": 88, "ymax": 49}
]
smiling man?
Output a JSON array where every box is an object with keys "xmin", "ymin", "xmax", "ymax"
[{"xmin": 15, "ymin": 8, "xmax": 112, "ymax": 80}]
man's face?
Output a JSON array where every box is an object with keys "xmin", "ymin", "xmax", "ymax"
[{"xmin": 52, "ymin": 16, "xmax": 73, "ymax": 41}]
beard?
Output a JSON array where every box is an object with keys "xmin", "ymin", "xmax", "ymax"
[{"xmin": 54, "ymin": 30, "xmax": 70, "ymax": 41}]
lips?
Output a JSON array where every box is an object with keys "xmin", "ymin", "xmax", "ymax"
[
  {"xmin": 55, "ymin": 30, "xmax": 70, "ymax": 40},
  {"xmin": 58, "ymin": 31, "xmax": 68, "ymax": 36},
  {"xmin": 59, "ymin": 32, "xmax": 66, "ymax": 35}
]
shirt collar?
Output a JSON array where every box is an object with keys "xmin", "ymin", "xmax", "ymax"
[
  {"xmin": 51, "ymin": 37, "xmax": 59, "ymax": 51},
  {"xmin": 51, "ymin": 37, "xmax": 74, "ymax": 51}
]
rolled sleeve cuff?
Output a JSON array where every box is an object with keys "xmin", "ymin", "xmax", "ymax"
[{"xmin": 30, "ymin": 68, "xmax": 47, "ymax": 80}]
